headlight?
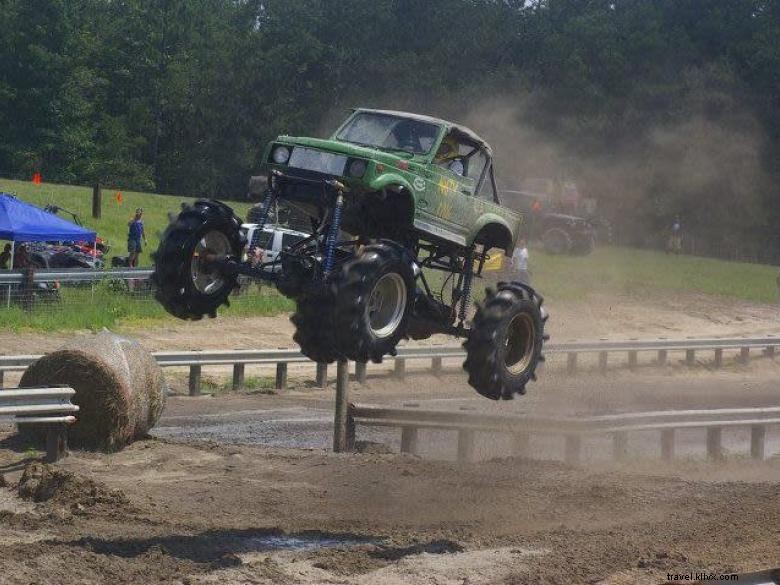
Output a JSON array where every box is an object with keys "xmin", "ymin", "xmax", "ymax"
[
  {"xmin": 272, "ymin": 146, "xmax": 291, "ymax": 164},
  {"xmin": 347, "ymin": 159, "xmax": 367, "ymax": 178}
]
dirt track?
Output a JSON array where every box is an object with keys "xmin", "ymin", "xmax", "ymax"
[{"xmin": 1, "ymin": 291, "xmax": 780, "ymax": 584}]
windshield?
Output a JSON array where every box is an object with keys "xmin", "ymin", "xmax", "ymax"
[{"xmin": 336, "ymin": 112, "xmax": 440, "ymax": 155}]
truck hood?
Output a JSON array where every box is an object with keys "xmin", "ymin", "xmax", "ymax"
[{"xmin": 275, "ymin": 136, "xmax": 421, "ymax": 165}]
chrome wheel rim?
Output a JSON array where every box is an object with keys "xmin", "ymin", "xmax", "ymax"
[
  {"xmin": 190, "ymin": 231, "xmax": 231, "ymax": 294},
  {"xmin": 504, "ymin": 312, "xmax": 535, "ymax": 375},
  {"xmin": 366, "ymin": 273, "xmax": 406, "ymax": 338}
]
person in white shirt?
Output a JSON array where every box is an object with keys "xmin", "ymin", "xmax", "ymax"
[{"xmin": 511, "ymin": 238, "xmax": 531, "ymax": 285}]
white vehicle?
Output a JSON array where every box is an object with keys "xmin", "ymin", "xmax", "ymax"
[{"xmin": 241, "ymin": 224, "xmax": 309, "ymax": 272}]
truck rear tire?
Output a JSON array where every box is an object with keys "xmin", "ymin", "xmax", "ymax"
[
  {"xmin": 152, "ymin": 200, "xmax": 243, "ymax": 320},
  {"xmin": 463, "ymin": 282, "xmax": 547, "ymax": 400},
  {"xmin": 291, "ymin": 242, "xmax": 414, "ymax": 363}
]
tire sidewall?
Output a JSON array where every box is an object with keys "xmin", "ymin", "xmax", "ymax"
[{"xmin": 494, "ymin": 296, "xmax": 543, "ymax": 387}]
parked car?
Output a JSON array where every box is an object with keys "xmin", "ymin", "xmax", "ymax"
[{"xmin": 241, "ymin": 224, "xmax": 310, "ymax": 272}]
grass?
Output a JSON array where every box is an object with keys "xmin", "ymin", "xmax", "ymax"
[
  {"xmin": 528, "ymin": 245, "xmax": 779, "ymax": 303},
  {"xmin": 1, "ymin": 177, "xmax": 777, "ymax": 332}
]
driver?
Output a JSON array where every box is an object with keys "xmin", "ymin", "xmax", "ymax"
[{"xmin": 435, "ymin": 135, "xmax": 464, "ymax": 175}]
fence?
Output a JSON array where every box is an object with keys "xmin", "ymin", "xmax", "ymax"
[
  {"xmin": 1, "ymin": 334, "xmax": 778, "ymax": 393},
  {"xmin": 347, "ymin": 403, "xmax": 780, "ymax": 464},
  {"xmin": 0, "ymin": 266, "xmax": 290, "ymax": 329},
  {"xmin": 0, "ymin": 386, "xmax": 78, "ymax": 462}
]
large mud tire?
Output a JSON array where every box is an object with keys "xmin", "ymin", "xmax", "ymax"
[
  {"xmin": 542, "ymin": 227, "xmax": 572, "ymax": 255},
  {"xmin": 291, "ymin": 243, "xmax": 414, "ymax": 364},
  {"xmin": 152, "ymin": 200, "xmax": 243, "ymax": 320},
  {"xmin": 463, "ymin": 282, "xmax": 547, "ymax": 400},
  {"xmin": 571, "ymin": 233, "xmax": 595, "ymax": 256}
]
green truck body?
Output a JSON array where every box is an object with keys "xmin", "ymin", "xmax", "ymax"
[{"xmin": 261, "ymin": 109, "xmax": 522, "ymax": 254}]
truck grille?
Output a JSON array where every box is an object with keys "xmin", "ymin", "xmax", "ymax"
[{"xmin": 288, "ymin": 147, "xmax": 347, "ymax": 176}]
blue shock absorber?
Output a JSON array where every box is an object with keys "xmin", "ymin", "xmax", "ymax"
[
  {"xmin": 323, "ymin": 193, "xmax": 344, "ymax": 277},
  {"xmin": 458, "ymin": 249, "xmax": 474, "ymax": 323},
  {"xmin": 255, "ymin": 190, "xmax": 276, "ymax": 232}
]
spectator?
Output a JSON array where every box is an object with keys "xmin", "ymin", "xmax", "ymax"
[
  {"xmin": 127, "ymin": 208, "xmax": 147, "ymax": 267},
  {"xmin": 511, "ymin": 238, "xmax": 531, "ymax": 285},
  {"xmin": 0, "ymin": 244, "xmax": 11, "ymax": 269},
  {"xmin": 668, "ymin": 216, "xmax": 682, "ymax": 255},
  {"xmin": 13, "ymin": 244, "xmax": 29, "ymax": 269}
]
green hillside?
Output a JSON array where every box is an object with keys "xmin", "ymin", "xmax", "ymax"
[{"xmin": 0, "ymin": 178, "xmax": 253, "ymax": 266}]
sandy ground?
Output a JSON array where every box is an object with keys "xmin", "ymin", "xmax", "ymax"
[
  {"xmin": 0, "ymin": 288, "xmax": 778, "ymax": 356},
  {"xmin": 1, "ymin": 291, "xmax": 779, "ymax": 584}
]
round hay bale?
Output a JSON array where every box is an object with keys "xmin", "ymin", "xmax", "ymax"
[{"xmin": 19, "ymin": 331, "xmax": 167, "ymax": 451}]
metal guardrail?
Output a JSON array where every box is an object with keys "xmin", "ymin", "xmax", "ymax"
[
  {"xmin": 347, "ymin": 403, "xmax": 780, "ymax": 465},
  {"xmin": 0, "ymin": 386, "xmax": 79, "ymax": 462},
  {"xmin": 0, "ymin": 267, "xmax": 153, "ymax": 284},
  {"xmin": 0, "ymin": 335, "xmax": 778, "ymax": 395}
]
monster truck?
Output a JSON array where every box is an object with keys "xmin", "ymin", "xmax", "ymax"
[{"xmin": 153, "ymin": 109, "xmax": 548, "ymax": 400}]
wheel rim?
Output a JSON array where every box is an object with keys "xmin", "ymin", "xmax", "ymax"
[
  {"xmin": 366, "ymin": 272, "xmax": 407, "ymax": 338},
  {"xmin": 190, "ymin": 230, "xmax": 232, "ymax": 294},
  {"xmin": 504, "ymin": 312, "xmax": 535, "ymax": 375}
]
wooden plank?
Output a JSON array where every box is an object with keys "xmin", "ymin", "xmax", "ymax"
[
  {"xmin": 333, "ymin": 361, "xmax": 350, "ymax": 453},
  {"xmin": 232, "ymin": 364, "xmax": 245, "ymax": 391},
  {"xmin": 355, "ymin": 361, "xmax": 367, "ymax": 384},
  {"xmin": 750, "ymin": 425, "xmax": 766, "ymax": 460},
  {"xmin": 706, "ymin": 427, "xmax": 723, "ymax": 460},
  {"xmin": 599, "ymin": 352, "xmax": 608, "ymax": 375},
  {"xmin": 188, "ymin": 365, "xmax": 201, "ymax": 397},
  {"xmin": 394, "ymin": 358, "xmax": 406, "ymax": 379},
  {"xmin": 567, "ymin": 353, "xmax": 577, "ymax": 375},
  {"xmin": 661, "ymin": 429, "xmax": 675, "ymax": 461},
  {"xmin": 612, "ymin": 431, "xmax": 628, "ymax": 461},
  {"xmin": 457, "ymin": 429, "xmax": 475, "ymax": 463},
  {"xmin": 400, "ymin": 427, "xmax": 419, "ymax": 455},
  {"xmin": 316, "ymin": 363, "xmax": 328, "ymax": 388},
  {"xmin": 275, "ymin": 363, "xmax": 288, "ymax": 390}
]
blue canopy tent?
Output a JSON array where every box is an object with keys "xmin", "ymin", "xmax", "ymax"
[
  {"xmin": 0, "ymin": 192, "xmax": 96, "ymax": 246},
  {"xmin": 0, "ymin": 193, "xmax": 97, "ymax": 305}
]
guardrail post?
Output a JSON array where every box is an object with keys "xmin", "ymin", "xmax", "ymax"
[
  {"xmin": 400, "ymin": 427, "xmax": 419, "ymax": 455},
  {"xmin": 612, "ymin": 431, "xmax": 628, "ymax": 462},
  {"xmin": 714, "ymin": 348, "xmax": 723, "ymax": 368},
  {"xmin": 232, "ymin": 364, "xmax": 245, "ymax": 391},
  {"xmin": 275, "ymin": 362, "xmax": 288, "ymax": 390},
  {"xmin": 660, "ymin": 429, "xmax": 675, "ymax": 461},
  {"xmin": 188, "ymin": 365, "xmax": 201, "ymax": 396},
  {"xmin": 706, "ymin": 427, "xmax": 723, "ymax": 461},
  {"xmin": 345, "ymin": 403, "xmax": 356, "ymax": 452},
  {"xmin": 457, "ymin": 429, "xmax": 475, "ymax": 464},
  {"xmin": 333, "ymin": 360, "xmax": 350, "ymax": 453},
  {"xmin": 566, "ymin": 353, "xmax": 577, "ymax": 375},
  {"xmin": 394, "ymin": 358, "xmax": 406, "ymax": 379},
  {"xmin": 432, "ymin": 356, "xmax": 443, "ymax": 375},
  {"xmin": 628, "ymin": 351, "xmax": 638, "ymax": 371},
  {"xmin": 564, "ymin": 435, "xmax": 581, "ymax": 465},
  {"xmin": 685, "ymin": 349, "xmax": 695, "ymax": 366},
  {"xmin": 0, "ymin": 370, "xmax": 4, "ymax": 387},
  {"xmin": 657, "ymin": 349, "xmax": 667, "ymax": 366},
  {"xmin": 316, "ymin": 363, "xmax": 328, "ymax": 388},
  {"xmin": 740, "ymin": 347, "xmax": 750, "ymax": 365},
  {"xmin": 513, "ymin": 433, "xmax": 529, "ymax": 457},
  {"xmin": 750, "ymin": 425, "xmax": 766, "ymax": 460},
  {"xmin": 599, "ymin": 352, "xmax": 608, "ymax": 375},
  {"xmin": 355, "ymin": 361, "xmax": 367, "ymax": 384},
  {"xmin": 766, "ymin": 346, "xmax": 776, "ymax": 358},
  {"xmin": 45, "ymin": 423, "xmax": 68, "ymax": 463}
]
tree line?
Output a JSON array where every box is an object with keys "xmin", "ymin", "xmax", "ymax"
[{"xmin": 1, "ymin": 0, "xmax": 779, "ymax": 260}]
